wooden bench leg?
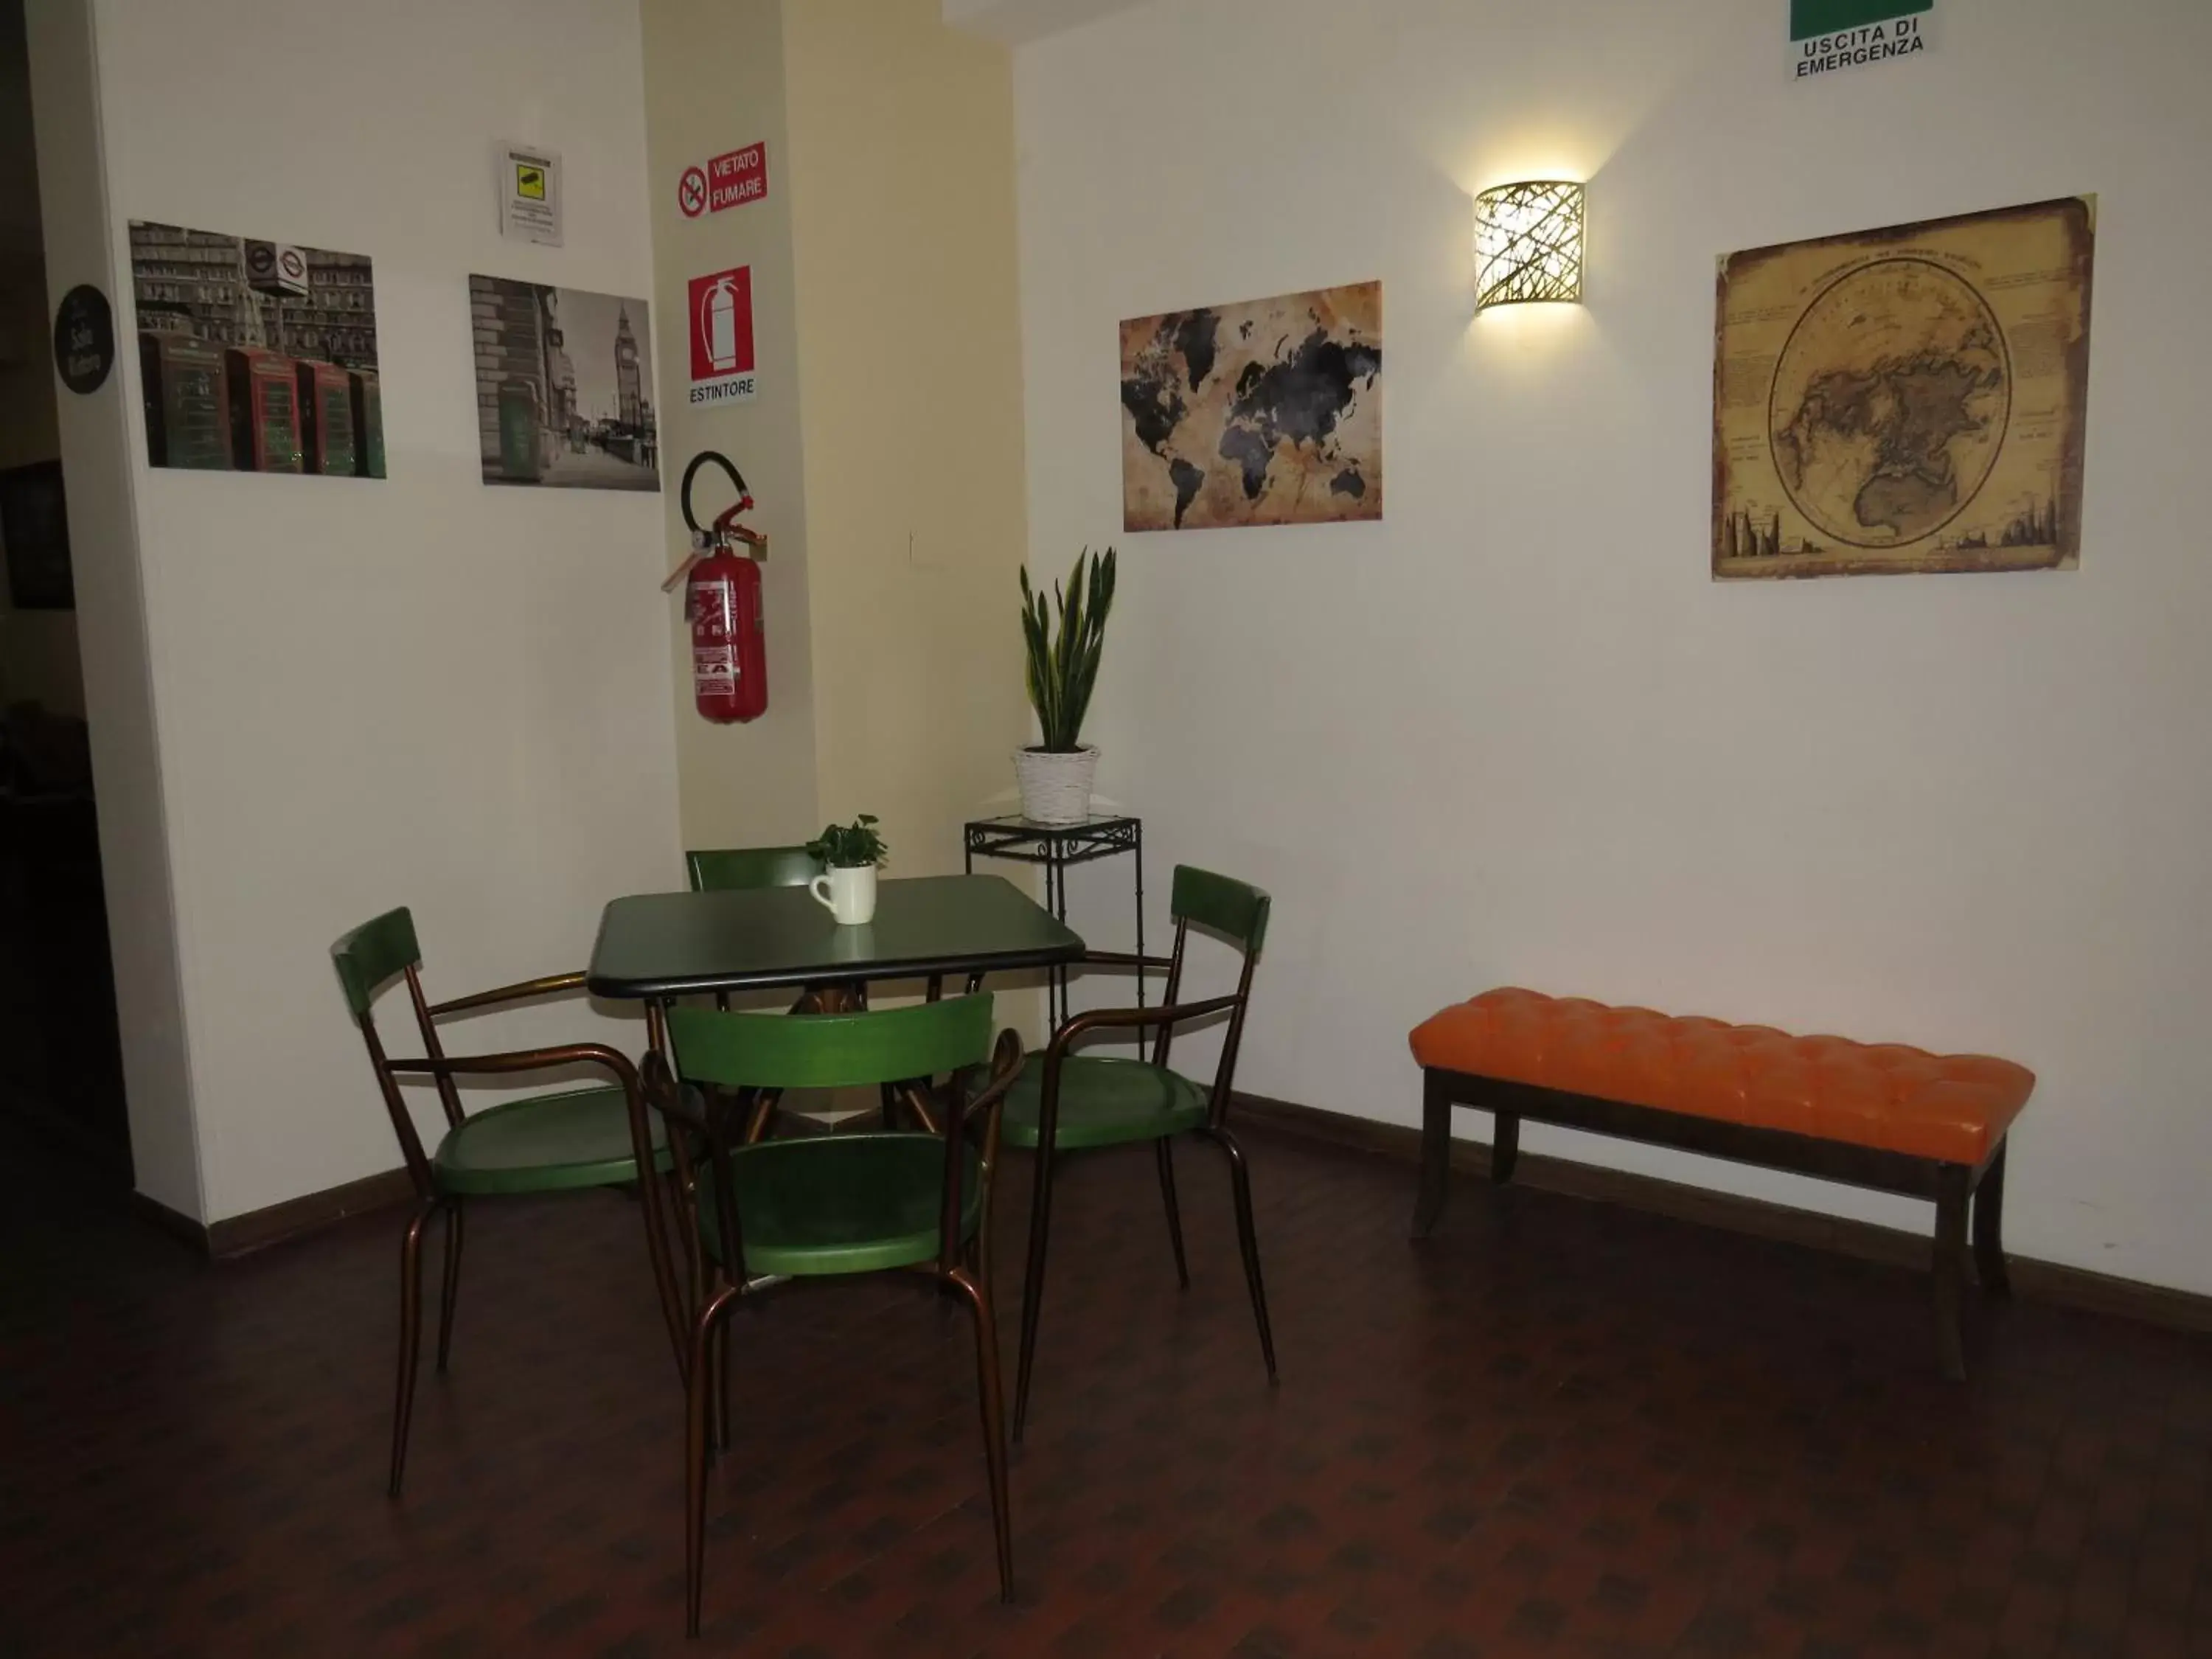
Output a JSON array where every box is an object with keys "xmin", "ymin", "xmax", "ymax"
[
  {"xmin": 1933, "ymin": 1164, "xmax": 1969, "ymax": 1383},
  {"xmin": 1412, "ymin": 1069, "xmax": 1452, "ymax": 1238},
  {"xmin": 1973, "ymin": 1143, "xmax": 2011, "ymax": 1299},
  {"xmin": 1491, "ymin": 1113, "xmax": 1520, "ymax": 1185}
]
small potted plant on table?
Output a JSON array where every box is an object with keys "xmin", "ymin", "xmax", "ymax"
[
  {"xmin": 805, "ymin": 814, "xmax": 888, "ymax": 925},
  {"xmin": 1016, "ymin": 546, "xmax": 1116, "ymax": 824}
]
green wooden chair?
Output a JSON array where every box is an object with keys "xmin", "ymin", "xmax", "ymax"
[
  {"xmin": 685, "ymin": 841, "xmax": 932, "ymax": 1141},
  {"xmin": 1003, "ymin": 865, "xmax": 1276, "ymax": 1444},
  {"xmin": 655, "ymin": 994, "xmax": 1023, "ymax": 1635},
  {"xmin": 330, "ymin": 907, "xmax": 684, "ymax": 1498},
  {"xmin": 684, "ymin": 844, "xmax": 852, "ymax": 1143},
  {"xmin": 684, "ymin": 844, "xmax": 821, "ymax": 894}
]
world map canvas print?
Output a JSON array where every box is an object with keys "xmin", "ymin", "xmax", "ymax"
[
  {"xmin": 1713, "ymin": 198, "xmax": 2094, "ymax": 579},
  {"xmin": 1120, "ymin": 280, "xmax": 1381, "ymax": 532}
]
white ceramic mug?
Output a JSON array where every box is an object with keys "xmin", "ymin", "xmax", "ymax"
[{"xmin": 808, "ymin": 864, "xmax": 877, "ymax": 925}]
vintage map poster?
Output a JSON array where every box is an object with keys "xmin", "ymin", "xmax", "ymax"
[
  {"xmin": 1713, "ymin": 198, "xmax": 2093, "ymax": 579},
  {"xmin": 1120, "ymin": 281, "xmax": 1381, "ymax": 532}
]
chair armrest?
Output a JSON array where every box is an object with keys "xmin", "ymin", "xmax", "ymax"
[
  {"xmin": 383, "ymin": 1040, "xmax": 636, "ymax": 1088},
  {"xmin": 426, "ymin": 970, "xmax": 588, "ymax": 1019},
  {"xmin": 1046, "ymin": 994, "xmax": 1239, "ymax": 1062},
  {"xmin": 961, "ymin": 1028, "xmax": 1029, "ymax": 1122},
  {"xmin": 647, "ymin": 1062, "xmax": 716, "ymax": 1135},
  {"xmin": 1074, "ymin": 950, "xmax": 1177, "ymax": 972},
  {"xmin": 939, "ymin": 1029, "xmax": 1025, "ymax": 1270}
]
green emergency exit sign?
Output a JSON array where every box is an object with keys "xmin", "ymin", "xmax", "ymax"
[{"xmin": 1792, "ymin": 0, "xmax": 1934, "ymax": 80}]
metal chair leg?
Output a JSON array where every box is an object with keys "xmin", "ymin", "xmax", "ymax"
[
  {"xmin": 948, "ymin": 1267, "xmax": 1015, "ymax": 1602},
  {"xmin": 434, "ymin": 1199, "xmax": 465, "ymax": 1374},
  {"xmin": 1207, "ymin": 1127, "xmax": 1278, "ymax": 1385},
  {"xmin": 975, "ymin": 1141, "xmax": 1001, "ymax": 1314},
  {"xmin": 685, "ymin": 1283, "xmax": 742, "ymax": 1638},
  {"xmin": 389, "ymin": 1200, "xmax": 437, "ymax": 1498},
  {"xmin": 675, "ymin": 1169, "xmax": 703, "ymax": 1316},
  {"xmin": 1012, "ymin": 1149, "xmax": 1059, "ymax": 1447},
  {"xmin": 1155, "ymin": 1137, "xmax": 1191, "ymax": 1290},
  {"xmin": 710, "ymin": 1304, "xmax": 732, "ymax": 1452}
]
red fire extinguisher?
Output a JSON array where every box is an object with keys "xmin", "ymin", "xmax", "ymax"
[{"xmin": 669, "ymin": 451, "xmax": 768, "ymax": 724}]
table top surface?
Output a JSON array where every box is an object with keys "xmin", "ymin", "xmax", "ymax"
[{"xmin": 585, "ymin": 873, "xmax": 1085, "ymax": 1000}]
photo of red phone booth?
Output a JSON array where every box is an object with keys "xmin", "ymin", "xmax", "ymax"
[
  {"xmin": 349, "ymin": 370, "xmax": 385, "ymax": 478},
  {"xmin": 140, "ymin": 335, "xmax": 234, "ymax": 470},
  {"xmin": 223, "ymin": 348, "xmax": 303, "ymax": 473},
  {"xmin": 296, "ymin": 360, "xmax": 358, "ymax": 476}
]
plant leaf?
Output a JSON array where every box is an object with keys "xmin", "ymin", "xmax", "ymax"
[{"xmin": 1016, "ymin": 546, "xmax": 1116, "ymax": 751}]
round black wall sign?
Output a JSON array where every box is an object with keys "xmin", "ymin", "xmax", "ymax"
[{"xmin": 53, "ymin": 285, "xmax": 115, "ymax": 395}]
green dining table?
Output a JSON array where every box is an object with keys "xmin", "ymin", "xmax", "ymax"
[
  {"xmin": 585, "ymin": 872, "xmax": 1085, "ymax": 1004},
  {"xmin": 588, "ymin": 871, "xmax": 1084, "ymax": 1227}
]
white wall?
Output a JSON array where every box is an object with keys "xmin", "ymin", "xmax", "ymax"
[
  {"xmin": 641, "ymin": 0, "xmax": 826, "ymax": 852},
  {"xmin": 1015, "ymin": 0, "xmax": 2212, "ymax": 1293},
  {"xmin": 80, "ymin": 0, "xmax": 680, "ymax": 1221},
  {"xmin": 784, "ymin": 0, "xmax": 1034, "ymax": 874},
  {"xmin": 642, "ymin": 0, "xmax": 1037, "ymax": 875}
]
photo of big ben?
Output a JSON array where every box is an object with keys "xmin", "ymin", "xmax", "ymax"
[{"xmin": 469, "ymin": 276, "xmax": 658, "ymax": 490}]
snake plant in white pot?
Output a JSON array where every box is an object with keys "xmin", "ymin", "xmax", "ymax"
[{"xmin": 1015, "ymin": 546, "xmax": 1116, "ymax": 824}]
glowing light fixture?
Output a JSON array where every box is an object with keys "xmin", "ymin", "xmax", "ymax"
[{"xmin": 1474, "ymin": 181, "xmax": 1585, "ymax": 310}]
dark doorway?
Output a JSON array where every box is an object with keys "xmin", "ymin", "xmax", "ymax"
[{"xmin": 0, "ymin": 0, "xmax": 129, "ymax": 1186}]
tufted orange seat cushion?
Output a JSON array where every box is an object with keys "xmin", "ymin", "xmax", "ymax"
[{"xmin": 1409, "ymin": 988, "xmax": 2032, "ymax": 1166}]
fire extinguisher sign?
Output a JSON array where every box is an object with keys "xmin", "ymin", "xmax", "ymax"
[{"xmin": 688, "ymin": 266, "xmax": 758, "ymax": 406}]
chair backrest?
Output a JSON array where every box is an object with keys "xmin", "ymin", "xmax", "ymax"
[
  {"xmin": 1171, "ymin": 865, "xmax": 1270, "ymax": 956},
  {"xmin": 686, "ymin": 845, "xmax": 822, "ymax": 892},
  {"xmin": 1156, "ymin": 866, "xmax": 1270, "ymax": 1121},
  {"xmin": 332, "ymin": 905, "xmax": 422, "ymax": 1018},
  {"xmin": 669, "ymin": 994, "xmax": 995, "ymax": 1091},
  {"xmin": 331, "ymin": 905, "xmax": 453, "ymax": 1194},
  {"xmin": 664, "ymin": 994, "xmax": 1016, "ymax": 1276}
]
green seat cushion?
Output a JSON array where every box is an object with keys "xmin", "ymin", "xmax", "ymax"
[
  {"xmin": 1000, "ymin": 1054, "xmax": 1208, "ymax": 1151},
  {"xmin": 696, "ymin": 1133, "xmax": 981, "ymax": 1278},
  {"xmin": 432, "ymin": 1086, "xmax": 670, "ymax": 1197}
]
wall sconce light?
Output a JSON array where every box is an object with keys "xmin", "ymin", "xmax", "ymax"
[{"xmin": 1475, "ymin": 181, "xmax": 1585, "ymax": 310}]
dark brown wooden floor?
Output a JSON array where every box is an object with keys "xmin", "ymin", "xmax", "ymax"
[{"xmin": 4, "ymin": 1119, "xmax": 2210, "ymax": 1658}]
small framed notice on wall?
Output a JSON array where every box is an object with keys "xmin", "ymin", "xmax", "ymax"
[{"xmin": 497, "ymin": 142, "xmax": 563, "ymax": 246}]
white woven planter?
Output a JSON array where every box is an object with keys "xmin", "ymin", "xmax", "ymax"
[{"xmin": 1014, "ymin": 746, "xmax": 1099, "ymax": 824}]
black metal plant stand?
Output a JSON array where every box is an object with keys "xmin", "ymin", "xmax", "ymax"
[{"xmin": 963, "ymin": 814, "xmax": 1142, "ymax": 1031}]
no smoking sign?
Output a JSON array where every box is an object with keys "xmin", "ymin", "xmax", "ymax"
[{"xmin": 676, "ymin": 144, "xmax": 767, "ymax": 220}]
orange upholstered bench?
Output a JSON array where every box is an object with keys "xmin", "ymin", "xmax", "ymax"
[{"xmin": 1408, "ymin": 988, "xmax": 2034, "ymax": 1380}]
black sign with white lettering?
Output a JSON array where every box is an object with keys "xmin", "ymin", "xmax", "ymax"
[{"xmin": 52, "ymin": 285, "xmax": 114, "ymax": 395}]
